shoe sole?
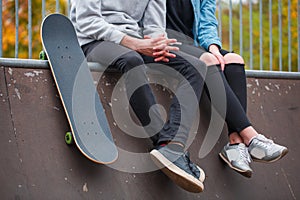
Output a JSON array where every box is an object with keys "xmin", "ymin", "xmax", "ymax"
[
  {"xmin": 197, "ymin": 166, "xmax": 206, "ymax": 183},
  {"xmin": 251, "ymin": 148, "xmax": 288, "ymax": 163},
  {"xmin": 150, "ymin": 149, "xmax": 204, "ymax": 193},
  {"xmin": 219, "ymin": 152, "xmax": 252, "ymax": 178}
]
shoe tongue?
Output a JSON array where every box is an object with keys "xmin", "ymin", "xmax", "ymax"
[
  {"xmin": 230, "ymin": 143, "xmax": 245, "ymax": 147},
  {"xmin": 238, "ymin": 143, "xmax": 246, "ymax": 147},
  {"xmin": 188, "ymin": 162, "xmax": 200, "ymax": 178}
]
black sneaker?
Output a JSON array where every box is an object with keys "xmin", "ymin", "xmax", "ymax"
[{"xmin": 150, "ymin": 146, "xmax": 205, "ymax": 193}]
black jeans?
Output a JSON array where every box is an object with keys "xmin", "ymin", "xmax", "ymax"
[{"xmin": 82, "ymin": 40, "xmax": 206, "ymax": 146}]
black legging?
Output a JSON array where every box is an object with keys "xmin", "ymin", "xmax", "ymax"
[
  {"xmin": 165, "ymin": 27, "xmax": 252, "ymax": 136},
  {"xmin": 205, "ymin": 64, "xmax": 251, "ymax": 135},
  {"xmin": 176, "ymin": 43, "xmax": 251, "ymax": 135}
]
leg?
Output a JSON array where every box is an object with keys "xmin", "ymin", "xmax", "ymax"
[
  {"xmin": 148, "ymin": 51, "xmax": 207, "ymax": 193},
  {"xmin": 223, "ymin": 52, "xmax": 247, "ymax": 112},
  {"xmin": 143, "ymin": 51, "xmax": 206, "ymax": 147},
  {"xmin": 190, "ymin": 49, "xmax": 252, "ymax": 160},
  {"xmin": 190, "ymin": 49, "xmax": 243, "ymax": 143},
  {"xmin": 229, "ymin": 132, "xmax": 244, "ymax": 144},
  {"xmin": 83, "ymin": 41, "xmax": 206, "ymax": 148},
  {"xmin": 205, "ymin": 65, "xmax": 252, "ymax": 134},
  {"xmin": 203, "ymin": 60, "xmax": 253, "ymax": 177},
  {"xmin": 82, "ymin": 41, "xmax": 164, "ymax": 145},
  {"xmin": 186, "ymin": 49, "xmax": 252, "ymax": 177},
  {"xmin": 196, "ymin": 51, "xmax": 252, "ymax": 136},
  {"xmin": 220, "ymin": 52, "xmax": 287, "ymax": 165},
  {"xmin": 222, "ymin": 52, "xmax": 247, "ymax": 142},
  {"xmin": 84, "ymin": 41, "xmax": 207, "ymax": 192},
  {"xmin": 223, "ymin": 52, "xmax": 245, "ymax": 64},
  {"xmin": 199, "ymin": 52, "xmax": 220, "ymax": 66}
]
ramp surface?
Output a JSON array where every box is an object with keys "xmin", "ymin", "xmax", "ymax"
[{"xmin": 0, "ymin": 66, "xmax": 299, "ymax": 199}]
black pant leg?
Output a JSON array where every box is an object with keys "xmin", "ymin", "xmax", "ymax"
[{"xmin": 205, "ymin": 66, "xmax": 251, "ymax": 134}]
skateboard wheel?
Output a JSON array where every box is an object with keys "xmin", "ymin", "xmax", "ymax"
[
  {"xmin": 39, "ymin": 50, "xmax": 48, "ymax": 60},
  {"xmin": 65, "ymin": 132, "xmax": 73, "ymax": 145}
]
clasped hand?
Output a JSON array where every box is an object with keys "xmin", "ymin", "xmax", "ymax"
[
  {"xmin": 121, "ymin": 34, "xmax": 179, "ymax": 62},
  {"xmin": 140, "ymin": 35, "xmax": 179, "ymax": 62}
]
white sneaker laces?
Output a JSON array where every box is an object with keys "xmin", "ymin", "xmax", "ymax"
[
  {"xmin": 253, "ymin": 134, "xmax": 274, "ymax": 150},
  {"xmin": 238, "ymin": 145, "xmax": 251, "ymax": 163}
]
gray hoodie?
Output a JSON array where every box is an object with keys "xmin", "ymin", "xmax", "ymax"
[{"xmin": 70, "ymin": 0, "xmax": 166, "ymax": 46}]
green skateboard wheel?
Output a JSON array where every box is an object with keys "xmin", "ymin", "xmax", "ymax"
[
  {"xmin": 39, "ymin": 50, "xmax": 48, "ymax": 60},
  {"xmin": 65, "ymin": 132, "xmax": 73, "ymax": 145}
]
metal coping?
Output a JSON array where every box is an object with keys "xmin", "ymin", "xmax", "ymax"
[{"xmin": 1, "ymin": 57, "xmax": 300, "ymax": 79}]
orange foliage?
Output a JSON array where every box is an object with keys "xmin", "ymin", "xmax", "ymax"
[{"xmin": 2, "ymin": 0, "xmax": 67, "ymax": 58}]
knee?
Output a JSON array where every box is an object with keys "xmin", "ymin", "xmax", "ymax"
[
  {"xmin": 224, "ymin": 53, "xmax": 244, "ymax": 64},
  {"xmin": 115, "ymin": 51, "xmax": 144, "ymax": 72},
  {"xmin": 184, "ymin": 63, "xmax": 205, "ymax": 87},
  {"xmin": 199, "ymin": 52, "xmax": 219, "ymax": 66}
]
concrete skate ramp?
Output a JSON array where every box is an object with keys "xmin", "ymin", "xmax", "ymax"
[{"xmin": 0, "ymin": 66, "xmax": 299, "ymax": 199}]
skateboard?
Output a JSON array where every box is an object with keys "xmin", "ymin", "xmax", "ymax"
[{"xmin": 41, "ymin": 13, "xmax": 118, "ymax": 164}]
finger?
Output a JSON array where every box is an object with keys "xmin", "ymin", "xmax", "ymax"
[
  {"xmin": 153, "ymin": 50, "xmax": 177, "ymax": 59},
  {"xmin": 153, "ymin": 50, "xmax": 165, "ymax": 57},
  {"xmin": 154, "ymin": 56, "xmax": 164, "ymax": 62},
  {"xmin": 215, "ymin": 55, "xmax": 225, "ymax": 71},
  {"xmin": 153, "ymin": 45, "xmax": 179, "ymax": 55},
  {"xmin": 161, "ymin": 57, "xmax": 170, "ymax": 62},
  {"xmin": 156, "ymin": 38, "xmax": 178, "ymax": 46},
  {"xmin": 152, "ymin": 36, "xmax": 175, "ymax": 46},
  {"xmin": 163, "ymin": 52, "xmax": 177, "ymax": 58},
  {"xmin": 151, "ymin": 36, "xmax": 167, "ymax": 44},
  {"xmin": 164, "ymin": 45, "xmax": 179, "ymax": 52},
  {"xmin": 154, "ymin": 56, "xmax": 168, "ymax": 62},
  {"xmin": 153, "ymin": 43, "xmax": 167, "ymax": 51},
  {"xmin": 210, "ymin": 51, "xmax": 225, "ymax": 71},
  {"xmin": 154, "ymin": 40, "xmax": 168, "ymax": 46},
  {"xmin": 169, "ymin": 42, "xmax": 182, "ymax": 46},
  {"xmin": 153, "ymin": 48, "xmax": 178, "ymax": 57},
  {"xmin": 166, "ymin": 38, "xmax": 178, "ymax": 45},
  {"xmin": 154, "ymin": 56, "xmax": 165, "ymax": 62},
  {"xmin": 144, "ymin": 35, "xmax": 151, "ymax": 39}
]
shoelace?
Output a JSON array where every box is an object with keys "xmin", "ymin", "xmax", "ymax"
[
  {"xmin": 252, "ymin": 134, "xmax": 274, "ymax": 150},
  {"xmin": 184, "ymin": 152, "xmax": 200, "ymax": 178},
  {"xmin": 238, "ymin": 145, "xmax": 252, "ymax": 163}
]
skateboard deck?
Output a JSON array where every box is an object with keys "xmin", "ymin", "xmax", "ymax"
[{"xmin": 41, "ymin": 13, "xmax": 118, "ymax": 164}]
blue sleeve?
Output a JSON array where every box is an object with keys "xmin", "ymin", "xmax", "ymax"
[{"xmin": 197, "ymin": 0, "xmax": 222, "ymax": 50}]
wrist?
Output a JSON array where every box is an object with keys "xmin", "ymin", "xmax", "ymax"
[
  {"xmin": 208, "ymin": 44, "xmax": 220, "ymax": 52},
  {"xmin": 120, "ymin": 35, "xmax": 138, "ymax": 51}
]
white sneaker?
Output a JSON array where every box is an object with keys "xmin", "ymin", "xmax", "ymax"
[
  {"xmin": 248, "ymin": 134, "xmax": 288, "ymax": 163},
  {"xmin": 219, "ymin": 143, "xmax": 252, "ymax": 178}
]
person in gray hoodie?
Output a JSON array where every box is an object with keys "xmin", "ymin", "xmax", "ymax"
[{"xmin": 70, "ymin": 0, "xmax": 207, "ymax": 193}]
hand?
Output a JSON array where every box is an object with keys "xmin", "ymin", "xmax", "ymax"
[
  {"xmin": 209, "ymin": 44, "xmax": 225, "ymax": 71},
  {"xmin": 147, "ymin": 35, "xmax": 179, "ymax": 62},
  {"xmin": 120, "ymin": 35, "xmax": 179, "ymax": 62}
]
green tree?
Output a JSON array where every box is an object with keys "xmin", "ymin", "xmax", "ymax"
[{"xmin": 218, "ymin": 0, "xmax": 298, "ymax": 71}]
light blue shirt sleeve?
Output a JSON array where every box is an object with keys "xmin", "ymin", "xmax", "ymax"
[{"xmin": 196, "ymin": 0, "xmax": 222, "ymax": 50}]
